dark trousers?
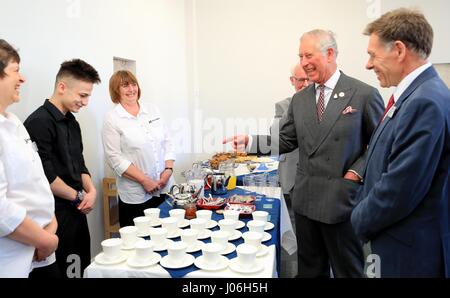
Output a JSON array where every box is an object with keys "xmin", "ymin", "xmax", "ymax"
[
  {"xmin": 29, "ymin": 262, "xmax": 62, "ymax": 278},
  {"xmin": 118, "ymin": 195, "xmax": 167, "ymax": 227},
  {"xmin": 54, "ymin": 203, "xmax": 91, "ymax": 278},
  {"xmin": 295, "ymin": 212, "xmax": 364, "ymax": 278}
]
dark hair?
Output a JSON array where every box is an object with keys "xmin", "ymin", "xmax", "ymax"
[
  {"xmin": 364, "ymin": 8, "xmax": 433, "ymax": 59},
  {"xmin": 56, "ymin": 59, "xmax": 101, "ymax": 85},
  {"xmin": 109, "ymin": 70, "xmax": 141, "ymax": 104},
  {"xmin": 0, "ymin": 39, "xmax": 21, "ymax": 79}
]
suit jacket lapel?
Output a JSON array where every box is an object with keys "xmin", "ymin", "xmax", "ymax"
[
  {"xmin": 363, "ymin": 66, "xmax": 439, "ymax": 176},
  {"xmin": 301, "ymin": 85, "xmax": 320, "ymax": 141},
  {"xmin": 310, "ymin": 74, "xmax": 354, "ymax": 155}
]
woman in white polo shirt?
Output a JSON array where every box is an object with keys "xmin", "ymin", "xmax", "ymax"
[
  {"xmin": 102, "ymin": 70, "xmax": 175, "ymax": 227},
  {"xmin": 0, "ymin": 39, "xmax": 58, "ymax": 277}
]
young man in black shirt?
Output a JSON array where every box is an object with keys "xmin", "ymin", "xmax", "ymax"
[{"xmin": 24, "ymin": 59, "xmax": 101, "ymax": 277}]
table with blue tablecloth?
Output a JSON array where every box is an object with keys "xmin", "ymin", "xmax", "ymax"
[{"xmin": 83, "ymin": 187, "xmax": 296, "ymax": 278}]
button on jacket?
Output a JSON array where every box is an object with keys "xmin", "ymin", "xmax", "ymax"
[{"xmin": 102, "ymin": 102, "xmax": 175, "ymax": 204}]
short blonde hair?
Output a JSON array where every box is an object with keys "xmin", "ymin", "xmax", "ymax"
[{"xmin": 109, "ymin": 70, "xmax": 141, "ymax": 104}]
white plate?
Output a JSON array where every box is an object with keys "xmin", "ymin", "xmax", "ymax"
[
  {"xmin": 228, "ymin": 230, "xmax": 242, "ymax": 241},
  {"xmin": 127, "ymin": 252, "xmax": 161, "ymax": 268},
  {"xmin": 185, "ymin": 240, "xmax": 204, "ymax": 253},
  {"xmin": 177, "ymin": 219, "xmax": 190, "ymax": 228},
  {"xmin": 206, "ymin": 220, "xmax": 218, "ymax": 229},
  {"xmin": 264, "ymin": 222, "xmax": 275, "ymax": 231},
  {"xmin": 197, "ymin": 229, "xmax": 212, "ymax": 240},
  {"xmin": 137, "ymin": 229, "xmax": 151, "ymax": 237},
  {"xmin": 262, "ymin": 232, "xmax": 272, "ymax": 242},
  {"xmin": 94, "ymin": 252, "xmax": 127, "ymax": 265},
  {"xmin": 220, "ymin": 243, "xmax": 236, "ymax": 255},
  {"xmin": 235, "ymin": 220, "xmax": 245, "ymax": 230},
  {"xmin": 256, "ymin": 245, "xmax": 269, "ymax": 257},
  {"xmin": 229, "ymin": 258, "xmax": 264, "ymax": 274},
  {"xmin": 160, "ymin": 254, "xmax": 195, "ymax": 269},
  {"xmin": 195, "ymin": 255, "xmax": 229, "ymax": 271},
  {"xmin": 153, "ymin": 239, "xmax": 174, "ymax": 252},
  {"xmin": 166, "ymin": 228, "xmax": 183, "ymax": 239},
  {"xmin": 149, "ymin": 219, "xmax": 162, "ymax": 227}
]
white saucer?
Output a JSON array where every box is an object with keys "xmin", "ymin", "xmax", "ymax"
[
  {"xmin": 220, "ymin": 243, "xmax": 236, "ymax": 255},
  {"xmin": 235, "ymin": 220, "xmax": 245, "ymax": 230},
  {"xmin": 195, "ymin": 255, "xmax": 228, "ymax": 271},
  {"xmin": 177, "ymin": 219, "xmax": 190, "ymax": 228},
  {"xmin": 228, "ymin": 230, "xmax": 243, "ymax": 241},
  {"xmin": 95, "ymin": 252, "xmax": 127, "ymax": 265},
  {"xmin": 166, "ymin": 228, "xmax": 183, "ymax": 239},
  {"xmin": 206, "ymin": 220, "xmax": 218, "ymax": 229},
  {"xmin": 229, "ymin": 258, "xmax": 264, "ymax": 274},
  {"xmin": 185, "ymin": 240, "xmax": 204, "ymax": 253},
  {"xmin": 149, "ymin": 219, "xmax": 162, "ymax": 227},
  {"xmin": 256, "ymin": 245, "xmax": 269, "ymax": 257},
  {"xmin": 264, "ymin": 222, "xmax": 275, "ymax": 231},
  {"xmin": 137, "ymin": 229, "xmax": 151, "ymax": 237},
  {"xmin": 197, "ymin": 229, "xmax": 212, "ymax": 240},
  {"xmin": 160, "ymin": 254, "xmax": 195, "ymax": 269},
  {"xmin": 153, "ymin": 239, "xmax": 174, "ymax": 252},
  {"xmin": 127, "ymin": 252, "xmax": 161, "ymax": 268},
  {"xmin": 262, "ymin": 232, "xmax": 272, "ymax": 242}
]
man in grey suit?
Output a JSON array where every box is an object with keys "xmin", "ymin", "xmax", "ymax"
[
  {"xmin": 224, "ymin": 30, "xmax": 384, "ymax": 277},
  {"xmin": 273, "ymin": 63, "xmax": 310, "ymax": 210}
]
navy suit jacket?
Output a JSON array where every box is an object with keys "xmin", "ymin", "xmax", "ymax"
[{"xmin": 351, "ymin": 66, "xmax": 450, "ymax": 277}]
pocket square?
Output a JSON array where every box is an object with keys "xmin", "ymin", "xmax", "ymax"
[{"xmin": 342, "ymin": 106, "xmax": 358, "ymax": 115}]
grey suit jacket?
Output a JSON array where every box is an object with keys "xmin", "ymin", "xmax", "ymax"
[
  {"xmin": 273, "ymin": 97, "xmax": 299, "ymax": 194},
  {"xmin": 251, "ymin": 72, "xmax": 384, "ymax": 224}
]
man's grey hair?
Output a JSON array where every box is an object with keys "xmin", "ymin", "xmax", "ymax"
[{"xmin": 301, "ymin": 29, "xmax": 339, "ymax": 58}]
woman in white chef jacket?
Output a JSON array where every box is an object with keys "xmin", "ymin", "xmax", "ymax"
[
  {"xmin": 0, "ymin": 39, "xmax": 59, "ymax": 277},
  {"xmin": 102, "ymin": 70, "xmax": 175, "ymax": 227}
]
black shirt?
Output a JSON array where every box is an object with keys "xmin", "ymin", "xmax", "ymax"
[{"xmin": 24, "ymin": 99, "xmax": 90, "ymax": 204}]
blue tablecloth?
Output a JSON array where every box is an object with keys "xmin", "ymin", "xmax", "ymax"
[{"xmin": 157, "ymin": 188, "xmax": 281, "ymax": 278}]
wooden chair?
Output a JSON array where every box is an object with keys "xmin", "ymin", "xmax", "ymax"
[{"xmin": 102, "ymin": 177, "xmax": 120, "ymax": 239}]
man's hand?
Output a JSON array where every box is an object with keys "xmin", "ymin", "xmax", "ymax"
[
  {"xmin": 78, "ymin": 190, "xmax": 96, "ymax": 214},
  {"xmin": 344, "ymin": 171, "xmax": 362, "ymax": 183},
  {"xmin": 222, "ymin": 135, "xmax": 249, "ymax": 152},
  {"xmin": 158, "ymin": 170, "xmax": 172, "ymax": 190},
  {"xmin": 34, "ymin": 233, "xmax": 59, "ymax": 262}
]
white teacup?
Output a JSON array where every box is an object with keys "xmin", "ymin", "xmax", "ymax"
[
  {"xmin": 211, "ymin": 230, "xmax": 229, "ymax": 251},
  {"xmin": 218, "ymin": 219, "xmax": 237, "ymax": 236},
  {"xmin": 242, "ymin": 231, "xmax": 263, "ymax": 249},
  {"xmin": 134, "ymin": 240, "xmax": 154, "ymax": 261},
  {"xmin": 133, "ymin": 216, "xmax": 151, "ymax": 235},
  {"xmin": 190, "ymin": 218, "xmax": 208, "ymax": 232},
  {"xmin": 196, "ymin": 210, "xmax": 212, "ymax": 222},
  {"xmin": 169, "ymin": 208, "xmax": 186, "ymax": 224},
  {"xmin": 144, "ymin": 208, "xmax": 160, "ymax": 222},
  {"xmin": 247, "ymin": 220, "xmax": 266, "ymax": 235},
  {"xmin": 252, "ymin": 211, "xmax": 269, "ymax": 223},
  {"xmin": 223, "ymin": 209, "xmax": 240, "ymax": 221},
  {"xmin": 236, "ymin": 243, "xmax": 258, "ymax": 266},
  {"xmin": 181, "ymin": 229, "xmax": 199, "ymax": 246},
  {"xmin": 161, "ymin": 217, "xmax": 178, "ymax": 234},
  {"xmin": 119, "ymin": 226, "xmax": 138, "ymax": 248},
  {"xmin": 201, "ymin": 243, "xmax": 223, "ymax": 265},
  {"xmin": 167, "ymin": 241, "xmax": 188, "ymax": 265},
  {"xmin": 149, "ymin": 227, "xmax": 168, "ymax": 244},
  {"xmin": 101, "ymin": 238, "xmax": 123, "ymax": 261}
]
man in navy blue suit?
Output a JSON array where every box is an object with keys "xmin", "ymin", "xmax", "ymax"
[{"xmin": 351, "ymin": 8, "xmax": 450, "ymax": 277}]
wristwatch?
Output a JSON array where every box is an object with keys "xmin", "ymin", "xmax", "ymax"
[{"xmin": 71, "ymin": 191, "xmax": 84, "ymax": 207}]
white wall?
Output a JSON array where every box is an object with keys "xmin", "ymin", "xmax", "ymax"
[{"xmin": 0, "ymin": 0, "xmax": 189, "ymax": 256}]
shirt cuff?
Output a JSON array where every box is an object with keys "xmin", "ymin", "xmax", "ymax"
[
  {"xmin": 115, "ymin": 160, "xmax": 132, "ymax": 177},
  {"xmin": 0, "ymin": 201, "xmax": 27, "ymax": 237}
]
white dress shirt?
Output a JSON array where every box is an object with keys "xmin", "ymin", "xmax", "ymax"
[
  {"xmin": 314, "ymin": 69, "xmax": 341, "ymax": 109},
  {"xmin": 0, "ymin": 112, "xmax": 55, "ymax": 277},
  {"xmin": 102, "ymin": 101, "xmax": 176, "ymax": 204}
]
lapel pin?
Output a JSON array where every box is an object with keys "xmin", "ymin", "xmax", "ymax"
[
  {"xmin": 333, "ymin": 94, "xmax": 338, "ymax": 99},
  {"xmin": 339, "ymin": 92, "xmax": 345, "ymax": 98}
]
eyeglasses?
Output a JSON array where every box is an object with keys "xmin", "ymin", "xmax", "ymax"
[{"xmin": 291, "ymin": 77, "xmax": 310, "ymax": 84}]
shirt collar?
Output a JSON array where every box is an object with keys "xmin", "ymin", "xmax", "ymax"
[
  {"xmin": 115, "ymin": 101, "xmax": 149, "ymax": 118},
  {"xmin": 44, "ymin": 99, "xmax": 74, "ymax": 122},
  {"xmin": 0, "ymin": 111, "xmax": 21, "ymax": 127},
  {"xmin": 315, "ymin": 69, "xmax": 341, "ymax": 91},
  {"xmin": 393, "ymin": 62, "xmax": 432, "ymax": 102}
]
